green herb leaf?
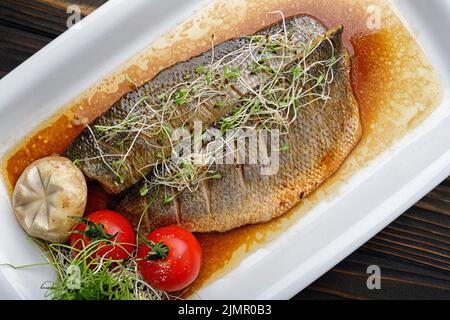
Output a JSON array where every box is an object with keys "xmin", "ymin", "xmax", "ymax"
[
  {"xmin": 139, "ymin": 234, "xmax": 169, "ymax": 261},
  {"xmin": 73, "ymin": 217, "xmax": 117, "ymax": 242},
  {"xmin": 145, "ymin": 243, "xmax": 169, "ymax": 261}
]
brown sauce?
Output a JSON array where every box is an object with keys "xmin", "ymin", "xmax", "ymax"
[{"xmin": 1, "ymin": 0, "xmax": 442, "ymax": 298}]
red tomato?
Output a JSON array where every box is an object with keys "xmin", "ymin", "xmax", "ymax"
[
  {"xmin": 70, "ymin": 210, "xmax": 135, "ymax": 261},
  {"xmin": 137, "ymin": 225, "xmax": 202, "ymax": 292}
]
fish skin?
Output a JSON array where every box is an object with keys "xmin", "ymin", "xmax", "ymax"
[
  {"xmin": 114, "ymin": 24, "xmax": 362, "ymax": 233},
  {"xmin": 64, "ymin": 16, "xmax": 326, "ymax": 194}
]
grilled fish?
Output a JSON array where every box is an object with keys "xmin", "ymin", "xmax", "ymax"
[
  {"xmin": 113, "ymin": 20, "xmax": 362, "ymax": 233},
  {"xmin": 64, "ymin": 16, "xmax": 330, "ymax": 194}
]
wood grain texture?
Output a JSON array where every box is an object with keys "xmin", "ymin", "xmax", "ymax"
[
  {"xmin": 0, "ymin": 0, "xmax": 449, "ymax": 300},
  {"xmin": 295, "ymin": 177, "xmax": 450, "ymax": 300},
  {"xmin": 0, "ymin": 0, "xmax": 107, "ymax": 76}
]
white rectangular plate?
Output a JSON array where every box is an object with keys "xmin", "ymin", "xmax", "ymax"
[{"xmin": 0, "ymin": 0, "xmax": 448, "ymax": 299}]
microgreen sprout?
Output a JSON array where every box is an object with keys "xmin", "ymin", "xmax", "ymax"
[
  {"xmin": 279, "ymin": 143, "xmax": 290, "ymax": 152},
  {"xmin": 195, "ymin": 65, "xmax": 206, "ymax": 74},
  {"xmin": 223, "ymin": 65, "xmax": 240, "ymax": 80},
  {"xmin": 43, "ymin": 240, "xmax": 168, "ymax": 300},
  {"xmin": 163, "ymin": 195, "xmax": 174, "ymax": 205},
  {"xmin": 79, "ymin": 13, "xmax": 340, "ymax": 199},
  {"xmin": 73, "ymin": 159, "xmax": 83, "ymax": 166}
]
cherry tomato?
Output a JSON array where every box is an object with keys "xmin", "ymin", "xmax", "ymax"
[
  {"xmin": 70, "ymin": 210, "xmax": 135, "ymax": 261},
  {"xmin": 137, "ymin": 225, "xmax": 202, "ymax": 292}
]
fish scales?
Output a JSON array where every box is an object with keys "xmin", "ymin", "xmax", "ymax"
[
  {"xmin": 114, "ymin": 20, "xmax": 362, "ymax": 233},
  {"xmin": 64, "ymin": 16, "xmax": 326, "ymax": 194}
]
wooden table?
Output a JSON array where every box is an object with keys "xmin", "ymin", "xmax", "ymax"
[{"xmin": 1, "ymin": 0, "xmax": 449, "ymax": 300}]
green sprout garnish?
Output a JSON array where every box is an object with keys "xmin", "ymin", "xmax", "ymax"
[
  {"xmin": 211, "ymin": 173, "xmax": 222, "ymax": 180},
  {"xmin": 214, "ymin": 101, "xmax": 226, "ymax": 108},
  {"xmin": 79, "ymin": 12, "xmax": 339, "ymax": 197},
  {"xmin": 173, "ymin": 88, "xmax": 189, "ymax": 106},
  {"xmin": 163, "ymin": 195, "xmax": 174, "ymax": 205},
  {"xmin": 140, "ymin": 185, "xmax": 150, "ymax": 196},
  {"xmin": 279, "ymin": 143, "xmax": 290, "ymax": 152},
  {"xmin": 223, "ymin": 65, "xmax": 240, "ymax": 80},
  {"xmin": 195, "ymin": 65, "xmax": 206, "ymax": 74},
  {"xmin": 290, "ymin": 66, "xmax": 303, "ymax": 78},
  {"xmin": 73, "ymin": 159, "xmax": 83, "ymax": 166}
]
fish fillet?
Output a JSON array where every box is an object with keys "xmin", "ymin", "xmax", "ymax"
[
  {"xmin": 113, "ymin": 18, "xmax": 362, "ymax": 233},
  {"xmin": 64, "ymin": 16, "xmax": 330, "ymax": 194}
]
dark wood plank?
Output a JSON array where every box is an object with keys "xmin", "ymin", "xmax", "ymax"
[
  {"xmin": 0, "ymin": 24, "xmax": 52, "ymax": 78},
  {"xmin": 1, "ymin": 0, "xmax": 83, "ymax": 37},
  {"xmin": 1, "ymin": 0, "xmax": 449, "ymax": 300},
  {"xmin": 296, "ymin": 251, "xmax": 450, "ymax": 300},
  {"xmin": 295, "ymin": 191, "xmax": 450, "ymax": 300},
  {"xmin": 0, "ymin": 0, "xmax": 107, "ymax": 76}
]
